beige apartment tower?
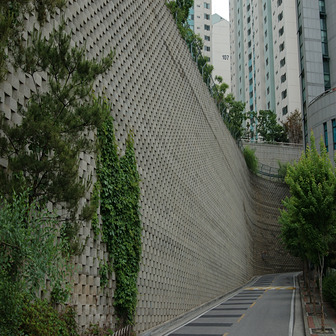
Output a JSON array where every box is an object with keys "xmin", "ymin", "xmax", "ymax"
[
  {"xmin": 229, "ymin": 0, "xmax": 301, "ymax": 124},
  {"xmin": 188, "ymin": 0, "xmax": 212, "ymax": 61}
]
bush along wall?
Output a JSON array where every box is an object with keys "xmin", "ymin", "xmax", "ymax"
[{"xmin": 97, "ymin": 116, "xmax": 142, "ymax": 329}]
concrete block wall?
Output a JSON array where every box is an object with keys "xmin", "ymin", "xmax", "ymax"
[
  {"xmin": 242, "ymin": 141, "xmax": 304, "ymax": 168},
  {"xmin": 0, "ymin": 0, "xmax": 301, "ymax": 334}
]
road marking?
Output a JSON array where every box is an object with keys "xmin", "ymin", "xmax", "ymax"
[
  {"xmin": 223, "ymin": 333, "xmax": 229, "ymax": 336},
  {"xmin": 250, "ymin": 302, "xmax": 256, "ymax": 308},
  {"xmin": 237, "ymin": 314, "xmax": 245, "ymax": 323},
  {"xmin": 245, "ymin": 286, "xmax": 295, "ymax": 290}
]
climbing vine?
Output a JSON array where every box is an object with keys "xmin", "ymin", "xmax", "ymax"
[{"xmin": 97, "ymin": 116, "xmax": 142, "ymax": 327}]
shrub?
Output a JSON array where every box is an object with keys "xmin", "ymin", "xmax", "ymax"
[
  {"xmin": 323, "ymin": 272, "xmax": 336, "ymax": 309},
  {"xmin": 0, "ymin": 190, "xmax": 71, "ymax": 334},
  {"xmin": 243, "ymin": 146, "xmax": 258, "ymax": 174},
  {"xmin": 20, "ymin": 298, "xmax": 78, "ymax": 336}
]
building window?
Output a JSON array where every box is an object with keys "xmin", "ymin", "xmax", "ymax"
[
  {"xmin": 204, "ymin": 35, "xmax": 210, "ymax": 41},
  {"xmin": 277, "ymin": 0, "xmax": 283, "ymax": 6},
  {"xmin": 282, "ymin": 106, "xmax": 288, "ymax": 115},
  {"xmin": 204, "ymin": 2, "xmax": 210, "ymax": 9},
  {"xmin": 204, "ymin": 24, "xmax": 210, "ymax": 31},
  {"xmin": 280, "ymin": 57, "xmax": 286, "ymax": 67},
  {"xmin": 265, "ymin": 44, "xmax": 268, "ymax": 51},
  {"xmin": 247, "ymin": 17, "xmax": 251, "ymax": 23},
  {"xmin": 324, "ymin": 122, "xmax": 329, "ymax": 151},
  {"xmin": 248, "ymin": 28, "xmax": 251, "ymax": 35},
  {"xmin": 266, "ymin": 58, "xmax": 269, "ymax": 66},
  {"xmin": 204, "ymin": 46, "xmax": 210, "ymax": 52},
  {"xmin": 247, "ymin": 4, "xmax": 250, "ymax": 11},
  {"xmin": 248, "ymin": 41, "xmax": 251, "ymax": 48},
  {"xmin": 332, "ymin": 119, "xmax": 336, "ymax": 150},
  {"xmin": 267, "ymin": 87, "xmax": 270, "ymax": 95},
  {"xmin": 266, "ymin": 72, "xmax": 269, "ymax": 80},
  {"xmin": 281, "ymin": 73, "xmax": 287, "ymax": 83},
  {"xmin": 204, "ymin": 13, "xmax": 210, "ymax": 20},
  {"xmin": 281, "ymin": 89, "xmax": 287, "ymax": 99}
]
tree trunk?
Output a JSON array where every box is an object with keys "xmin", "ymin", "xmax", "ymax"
[{"xmin": 319, "ymin": 255, "xmax": 325, "ymax": 332}]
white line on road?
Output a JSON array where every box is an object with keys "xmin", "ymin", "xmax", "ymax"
[{"xmin": 288, "ymin": 274, "xmax": 296, "ymax": 336}]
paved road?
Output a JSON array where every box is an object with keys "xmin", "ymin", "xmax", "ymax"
[{"xmin": 166, "ymin": 272, "xmax": 301, "ymax": 336}]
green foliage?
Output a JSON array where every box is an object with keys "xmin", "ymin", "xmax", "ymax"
[
  {"xmin": 82, "ymin": 182, "xmax": 101, "ymax": 238},
  {"xmin": 243, "ymin": 146, "xmax": 258, "ymax": 174},
  {"xmin": 99, "ymin": 260, "xmax": 113, "ymax": 288},
  {"xmin": 0, "ymin": 21, "xmax": 113, "ymax": 254},
  {"xmin": 280, "ymin": 132, "xmax": 336, "ymax": 264},
  {"xmin": 98, "ymin": 117, "xmax": 142, "ymax": 327},
  {"xmin": 323, "ymin": 272, "xmax": 336, "ymax": 309},
  {"xmin": 20, "ymin": 297, "xmax": 78, "ymax": 336},
  {"xmin": 213, "ymin": 76, "xmax": 246, "ymax": 140},
  {"xmin": 0, "ymin": 190, "xmax": 71, "ymax": 335},
  {"xmin": 166, "ymin": 0, "xmax": 216, "ymax": 88},
  {"xmin": 0, "ymin": 0, "xmax": 66, "ymax": 82},
  {"xmin": 84, "ymin": 323, "xmax": 114, "ymax": 336},
  {"xmin": 223, "ymin": 93, "xmax": 246, "ymax": 139},
  {"xmin": 257, "ymin": 110, "xmax": 288, "ymax": 142},
  {"xmin": 278, "ymin": 161, "xmax": 290, "ymax": 180},
  {"xmin": 166, "ymin": 0, "xmax": 193, "ymax": 30}
]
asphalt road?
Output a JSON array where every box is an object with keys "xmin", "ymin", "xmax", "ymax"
[{"xmin": 166, "ymin": 272, "xmax": 300, "ymax": 336}]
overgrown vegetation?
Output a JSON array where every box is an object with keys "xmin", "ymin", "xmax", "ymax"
[
  {"xmin": 0, "ymin": 191, "xmax": 72, "ymax": 335},
  {"xmin": 98, "ymin": 117, "xmax": 142, "ymax": 327},
  {"xmin": 0, "ymin": 22, "xmax": 113, "ymax": 254},
  {"xmin": 243, "ymin": 146, "xmax": 258, "ymax": 174},
  {"xmin": 0, "ymin": 2, "xmax": 127, "ymax": 333},
  {"xmin": 19, "ymin": 298, "xmax": 79, "ymax": 336}
]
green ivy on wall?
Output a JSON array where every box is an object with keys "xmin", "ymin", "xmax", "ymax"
[{"xmin": 97, "ymin": 116, "xmax": 142, "ymax": 327}]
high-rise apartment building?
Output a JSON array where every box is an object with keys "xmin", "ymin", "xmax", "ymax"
[
  {"xmin": 188, "ymin": 0, "xmax": 212, "ymax": 61},
  {"xmin": 229, "ymin": 0, "xmax": 301, "ymax": 124},
  {"xmin": 297, "ymin": 0, "xmax": 336, "ymax": 161},
  {"xmin": 211, "ymin": 14, "xmax": 231, "ymax": 87}
]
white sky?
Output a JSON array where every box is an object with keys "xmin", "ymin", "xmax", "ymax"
[{"xmin": 212, "ymin": 0, "xmax": 230, "ymax": 21}]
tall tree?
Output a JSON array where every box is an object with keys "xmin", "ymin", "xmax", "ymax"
[{"xmin": 280, "ymin": 133, "xmax": 336, "ymax": 330}]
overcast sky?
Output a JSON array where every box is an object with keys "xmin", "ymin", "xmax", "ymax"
[{"xmin": 212, "ymin": 0, "xmax": 229, "ymax": 21}]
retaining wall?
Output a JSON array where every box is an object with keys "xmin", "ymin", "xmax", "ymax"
[{"xmin": 0, "ymin": 0, "xmax": 300, "ymax": 334}]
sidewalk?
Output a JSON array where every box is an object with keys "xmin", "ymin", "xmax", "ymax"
[{"xmin": 299, "ymin": 281, "xmax": 336, "ymax": 336}]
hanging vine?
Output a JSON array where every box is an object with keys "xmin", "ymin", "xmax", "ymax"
[{"xmin": 97, "ymin": 116, "xmax": 142, "ymax": 327}]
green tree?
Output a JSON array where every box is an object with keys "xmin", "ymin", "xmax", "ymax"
[
  {"xmin": 279, "ymin": 133, "xmax": 336, "ymax": 330},
  {"xmin": 0, "ymin": 190, "xmax": 71, "ymax": 335},
  {"xmin": 223, "ymin": 93, "xmax": 246, "ymax": 139},
  {"xmin": 257, "ymin": 110, "xmax": 287, "ymax": 142},
  {"xmin": 0, "ymin": 22, "xmax": 113, "ymax": 224}
]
